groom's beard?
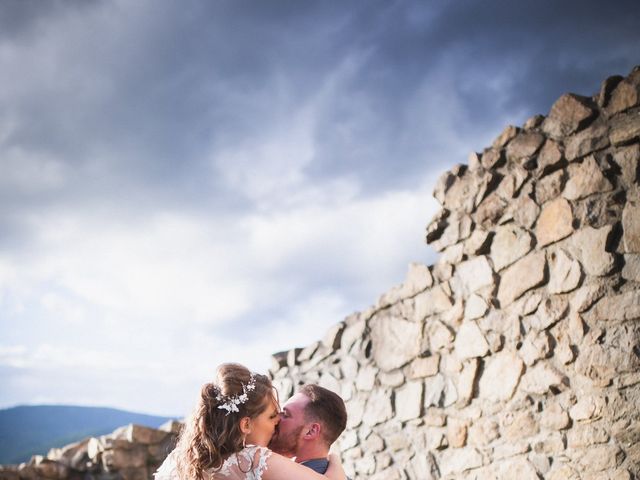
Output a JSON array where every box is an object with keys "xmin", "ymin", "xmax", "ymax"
[{"xmin": 268, "ymin": 424, "xmax": 304, "ymax": 458}]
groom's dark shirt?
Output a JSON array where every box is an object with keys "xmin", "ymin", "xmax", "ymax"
[{"xmin": 301, "ymin": 458, "xmax": 329, "ymax": 474}]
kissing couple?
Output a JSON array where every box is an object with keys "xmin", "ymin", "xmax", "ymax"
[{"xmin": 155, "ymin": 363, "xmax": 349, "ymax": 480}]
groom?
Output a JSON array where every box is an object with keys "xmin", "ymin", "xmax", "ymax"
[{"xmin": 269, "ymin": 384, "xmax": 348, "ymax": 474}]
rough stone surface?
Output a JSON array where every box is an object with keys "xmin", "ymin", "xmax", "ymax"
[
  {"xmin": 490, "ymin": 225, "xmax": 533, "ymax": 271},
  {"xmin": 622, "ymin": 200, "xmax": 640, "ymax": 252},
  {"xmin": 543, "ymin": 93, "xmax": 597, "ymax": 138},
  {"xmin": 479, "ymin": 350, "xmax": 524, "ymax": 402},
  {"xmin": 497, "ymin": 252, "xmax": 547, "ymax": 306},
  {"xmin": 563, "ymin": 155, "xmax": 614, "ymax": 200},
  {"xmin": 536, "ymin": 197, "xmax": 574, "ymax": 246}
]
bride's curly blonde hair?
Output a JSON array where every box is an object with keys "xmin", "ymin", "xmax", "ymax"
[{"xmin": 174, "ymin": 363, "xmax": 276, "ymax": 480}]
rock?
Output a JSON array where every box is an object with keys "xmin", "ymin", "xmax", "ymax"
[
  {"xmin": 378, "ymin": 370, "xmax": 405, "ymax": 387},
  {"xmin": 493, "ymin": 125, "xmax": 520, "ymax": 149},
  {"xmin": 613, "ymin": 143, "xmax": 639, "ymax": 188},
  {"xmin": 424, "ymin": 374, "xmax": 446, "ymax": 407},
  {"xmin": 454, "ymin": 255, "xmax": 495, "ymax": 295},
  {"xmin": 520, "ymin": 362, "xmax": 567, "ymax": 395},
  {"xmin": 541, "ymin": 401, "xmax": 571, "ymax": 430},
  {"xmin": 401, "ymin": 263, "xmax": 434, "ymax": 297},
  {"xmin": 341, "ymin": 318, "xmax": 367, "ymax": 352},
  {"xmin": 622, "ymin": 200, "xmax": 640, "ymax": 253},
  {"xmin": 501, "ymin": 410, "xmax": 539, "ymax": 441},
  {"xmin": 570, "ymin": 225, "xmax": 615, "ymax": 276},
  {"xmin": 427, "ymin": 321, "xmax": 455, "ymax": 351},
  {"xmin": 370, "ymin": 314, "xmax": 422, "ymax": 371},
  {"xmin": 362, "ymin": 389, "xmax": 394, "ymax": 426},
  {"xmin": 490, "ymin": 225, "xmax": 534, "ymax": 271},
  {"xmin": 479, "ymin": 350, "xmax": 524, "ymax": 402},
  {"xmin": 512, "ymin": 194, "xmax": 541, "ymax": 228},
  {"xmin": 447, "ymin": 418, "xmax": 468, "ymax": 448},
  {"xmin": 548, "ymin": 248, "xmax": 583, "ymax": 294},
  {"xmin": 576, "ymin": 445, "xmax": 625, "ymax": 471},
  {"xmin": 427, "ymin": 211, "xmax": 473, "ymax": 251},
  {"xmin": 438, "ymin": 447, "xmax": 483, "ymax": 476},
  {"xmin": 475, "ymin": 193, "xmax": 508, "ymax": 226},
  {"xmin": 529, "ymin": 295, "xmax": 569, "ymax": 331},
  {"xmin": 537, "ymin": 139, "xmax": 565, "ymax": 174},
  {"xmin": 456, "ymin": 359, "xmax": 479, "ymax": 407},
  {"xmin": 492, "ymin": 457, "xmax": 540, "ymax": 479},
  {"xmin": 610, "ymin": 111, "xmax": 640, "ymax": 145},
  {"xmin": 598, "ymin": 74, "xmax": 625, "ymax": 107},
  {"xmin": 570, "ymin": 284, "xmax": 606, "ymax": 313},
  {"xmin": 564, "ymin": 122, "xmax": 610, "ymax": 161},
  {"xmin": 102, "ymin": 447, "xmax": 147, "ymax": 470},
  {"xmin": 454, "ymin": 321, "xmax": 489, "ymax": 360},
  {"xmin": 567, "ymin": 424, "xmax": 610, "ymax": 448},
  {"xmin": 606, "ymin": 79, "xmax": 640, "ymax": 115},
  {"xmin": 408, "ymin": 355, "xmax": 440, "ymax": 379},
  {"xmin": 322, "ymin": 322, "xmax": 345, "ymax": 351},
  {"xmin": 622, "ymin": 254, "xmax": 640, "ymax": 281},
  {"xmin": 395, "ymin": 381, "xmax": 423, "ymax": 421},
  {"xmin": 463, "ymin": 228, "xmax": 493, "ymax": 255},
  {"xmin": 563, "ymin": 155, "xmax": 613, "ymax": 200},
  {"xmin": 535, "ymin": 169, "xmax": 566, "ymax": 205},
  {"xmin": 464, "ymin": 294, "xmax": 488, "ymax": 320},
  {"xmin": 467, "ymin": 418, "xmax": 499, "ymax": 446},
  {"xmin": 592, "ymin": 290, "xmax": 640, "ymax": 322},
  {"xmin": 497, "ymin": 252, "xmax": 547, "ymax": 306},
  {"xmin": 355, "ymin": 365, "xmax": 377, "ymax": 391},
  {"xmin": 543, "ymin": 93, "xmax": 597, "ymax": 138},
  {"xmin": 569, "ymin": 395, "xmax": 605, "ymax": 422},
  {"xmin": 481, "ymin": 147, "xmax": 504, "ymax": 169},
  {"xmin": 519, "ymin": 330, "xmax": 552, "ymax": 366},
  {"xmin": 536, "ymin": 197, "xmax": 574, "ymax": 247},
  {"xmin": 415, "ymin": 284, "xmax": 454, "ymax": 320},
  {"xmin": 506, "ymin": 131, "xmax": 545, "ymax": 166}
]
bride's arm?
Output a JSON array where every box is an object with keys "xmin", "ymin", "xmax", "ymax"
[{"xmin": 263, "ymin": 452, "xmax": 346, "ymax": 480}]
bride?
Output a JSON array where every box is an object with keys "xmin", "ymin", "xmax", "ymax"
[{"xmin": 154, "ymin": 363, "xmax": 346, "ymax": 480}]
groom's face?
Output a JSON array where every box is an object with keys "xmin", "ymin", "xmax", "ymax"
[{"xmin": 267, "ymin": 392, "xmax": 310, "ymax": 458}]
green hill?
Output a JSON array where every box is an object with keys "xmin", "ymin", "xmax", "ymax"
[{"xmin": 0, "ymin": 405, "xmax": 176, "ymax": 465}]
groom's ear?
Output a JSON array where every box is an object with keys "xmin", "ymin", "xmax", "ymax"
[{"xmin": 305, "ymin": 423, "xmax": 321, "ymax": 439}]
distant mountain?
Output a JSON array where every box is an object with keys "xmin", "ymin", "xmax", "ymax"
[{"xmin": 0, "ymin": 405, "xmax": 176, "ymax": 465}]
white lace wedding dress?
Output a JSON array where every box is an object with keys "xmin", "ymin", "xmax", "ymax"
[{"xmin": 154, "ymin": 445, "xmax": 272, "ymax": 480}]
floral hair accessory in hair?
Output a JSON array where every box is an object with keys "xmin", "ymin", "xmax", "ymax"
[{"xmin": 216, "ymin": 373, "xmax": 257, "ymax": 415}]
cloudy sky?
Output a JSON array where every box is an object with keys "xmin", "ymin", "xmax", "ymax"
[{"xmin": 0, "ymin": 0, "xmax": 638, "ymax": 417}]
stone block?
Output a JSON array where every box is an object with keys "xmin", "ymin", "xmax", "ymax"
[
  {"xmin": 548, "ymin": 248, "xmax": 583, "ymax": 293},
  {"xmin": 395, "ymin": 381, "xmax": 423, "ymax": 421},
  {"xmin": 506, "ymin": 131, "xmax": 545, "ymax": 165},
  {"xmin": 520, "ymin": 361, "xmax": 567, "ymax": 395},
  {"xmin": 437, "ymin": 447, "xmax": 483, "ymax": 476},
  {"xmin": 408, "ymin": 355, "xmax": 440, "ymax": 379},
  {"xmin": 497, "ymin": 252, "xmax": 547, "ymax": 306},
  {"xmin": 622, "ymin": 254, "xmax": 640, "ymax": 281},
  {"xmin": 622, "ymin": 200, "xmax": 640, "ymax": 253},
  {"xmin": 454, "ymin": 255, "xmax": 495, "ymax": 295},
  {"xmin": 370, "ymin": 314, "xmax": 422, "ymax": 371},
  {"xmin": 563, "ymin": 155, "xmax": 613, "ymax": 201},
  {"xmin": 479, "ymin": 350, "xmax": 524, "ymax": 402},
  {"xmin": 610, "ymin": 111, "xmax": 640, "ymax": 145},
  {"xmin": 606, "ymin": 79, "xmax": 640, "ymax": 115},
  {"xmin": 454, "ymin": 321, "xmax": 489, "ymax": 360},
  {"xmin": 564, "ymin": 122, "xmax": 610, "ymax": 160},
  {"xmin": 543, "ymin": 93, "xmax": 597, "ymax": 138},
  {"xmin": 362, "ymin": 389, "xmax": 393, "ymax": 426},
  {"xmin": 570, "ymin": 225, "xmax": 615, "ymax": 277},
  {"xmin": 536, "ymin": 197, "xmax": 574, "ymax": 247},
  {"xmin": 490, "ymin": 225, "xmax": 533, "ymax": 271}
]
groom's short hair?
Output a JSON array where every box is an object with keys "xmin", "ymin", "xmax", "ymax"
[{"xmin": 299, "ymin": 384, "xmax": 347, "ymax": 446}]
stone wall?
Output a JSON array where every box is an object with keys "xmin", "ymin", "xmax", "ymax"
[
  {"xmin": 270, "ymin": 65, "xmax": 640, "ymax": 479},
  {"xmin": 0, "ymin": 422, "xmax": 180, "ymax": 480}
]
